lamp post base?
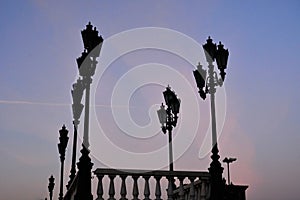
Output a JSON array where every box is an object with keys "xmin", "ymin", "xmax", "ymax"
[
  {"xmin": 74, "ymin": 145, "xmax": 94, "ymax": 200},
  {"xmin": 208, "ymin": 144, "xmax": 225, "ymax": 200}
]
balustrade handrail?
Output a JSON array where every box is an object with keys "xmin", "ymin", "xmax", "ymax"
[{"xmin": 94, "ymin": 168, "xmax": 210, "ymax": 178}]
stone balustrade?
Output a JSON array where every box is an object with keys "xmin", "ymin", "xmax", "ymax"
[{"xmin": 93, "ymin": 168, "xmax": 211, "ymax": 200}]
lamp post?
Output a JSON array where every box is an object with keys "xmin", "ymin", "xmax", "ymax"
[
  {"xmin": 77, "ymin": 22, "xmax": 103, "ymax": 149},
  {"xmin": 67, "ymin": 78, "xmax": 85, "ymax": 188},
  {"xmin": 193, "ymin": 36, "xmax": 229, "ymax": 200},
  {"xmin": 58, "ymin": 125, "xmax": 69, "ymax": 200},
  {"xmin": 48, "ymin": 175, "xmax": 55, "ymax": 200},
  {"xmin": 223, "ymin": 157, "xmax": 237, "ymax": 185},
  {"xmin": 74, "ymin": 22, "xmax": 103, "ymax": 200},
  {"xmin": 157, "ymin": 86, "xmax": 181, "ymax": 171}
]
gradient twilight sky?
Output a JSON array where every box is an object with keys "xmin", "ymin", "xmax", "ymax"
[{"xmin": 1, "ymin": 1, "xmax": 300, "ymax": 200}]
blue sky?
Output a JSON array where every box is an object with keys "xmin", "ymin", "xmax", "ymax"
[{"xmin": 0, "ymin": 1, "xmax": 300, "ymax": 200}]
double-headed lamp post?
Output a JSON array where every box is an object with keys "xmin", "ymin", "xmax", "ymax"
[
  {"xmin": 48, "ymin": 175, "xmax": 55, "ymax": 200},
  {"xmin": 57, "ymin": 125, "xmax": 69, "ymax": 200},
  {"xmin": 157, "ymin": 86, "xmax": 181, "ymax": 171},
  {"xmin": 223, "ymin": 157, "xmax": 237, "ymax": 185},
  {"xmin": 193, "ymin": 36, "xmax": 229, "ymax": 200}
]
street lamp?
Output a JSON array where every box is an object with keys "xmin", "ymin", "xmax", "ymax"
[
  {"xmin": 57, "ymin": 125, "xmax": 69, "ymax": 200},
  {"xmin": 48, "ymin": 175, "xmax": 55, "ymax": 200},
  {"xmin": 157, "ymin": 86, "xmax": 180, "ymax": 171},
  {"xmin": 193, "ymin": 36, "xmax": 229, "ymax": 200},
  {"xmin": 223, "ymin": 157, "xmax": 237, "ymax": 185},
  {"xmin": 74, "ymin": 22, "xmax": 103, "ymax": 200},
  {"xmin": 67, "ymin": 78, "xmax": 85, "ymax": 188},
  {"xmin": 77, "ymin": 22, "xmax": 103, "ymax": 149}
]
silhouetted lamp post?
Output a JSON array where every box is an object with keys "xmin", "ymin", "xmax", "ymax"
[
  {"xmin": 223, "ymin": 157, "xmax": 237, "ymax": 185},
  {"xmin": 77, "ymin": 22, "xmax": 103, "ymax": 149},
  {"xmin": 48, "ymin": 175, "xmax": 55, "ymax": 200},
  {"xmin": 157, "ymin": 86, "xmax": 180, "ymax": 171},
  {"xmin": 193, "ymin": 36, "xmax": 229, "ymax": 200},
  {"xmin": 67, "ymin": 78, "xmax": 85, "ymax": 188},
  {"xmin": 58, "ymin": 125, "xmax": 69, "ymax": 200},
  {"xmin": 74, "ymin": 22, "xmax": 103, "ymax": 200}
]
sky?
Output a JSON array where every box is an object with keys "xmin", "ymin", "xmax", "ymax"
[{"xmin": 0, "ymin": 1, "xmax": 300, "ymax": 200}]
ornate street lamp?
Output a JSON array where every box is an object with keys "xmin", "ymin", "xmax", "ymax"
[
  {"xmin": 77, "ymin": 22, "xmax": 103, "ymax": 149},
  {"xmin": 193, "ymin": 36, "xmax": 229, "ymax": 200},
  {"xmin": 223, "ymin": 157, "xmax": 237, "ymax": 185},
  {"xmin": 57, "ymin": 125, "xmax": 69, "ymax": 200},
  {"xmin": 157, "ymin": 86, "xmax": 180, "ymax": 171},
  {"xmin": 48, "ymin": 175, "xmax": 55, "ymax": 200},
  {"xmin": 67, "ymin": 78, "xmax": 85, "ymax": 188},
  {"xmin": 74, "ymin": 22, "xmax": 103, "ymax": 200}
]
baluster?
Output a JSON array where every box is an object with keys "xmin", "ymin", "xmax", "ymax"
[
  {"xmin": 188, "ymin": 177, "xmax": 195, "ymax": 200},
  {"xmin": 143, "ymin": 176, "xmax": 150, "ymax": 200},
  {"xmin": 120, "ymin": 175, "xmax": 128, "ymax": 200},
  {"xmin": 178, "ymin": 177, "xmax": 185, "ymax": 200},
  {"xmin": 200, "ymin": 179, "xmax": 207, "ymax": 200},
  {"xmin": 96, "ymin": 174, "xmax": 104, "ymax": 200},
  {"xmin": 195, "ymin": 183, "xmax": 199, "ymax": 200},
  {"xmin": 132, "ymin": 175, "xmax": 139, "ymax": 200},
  {"xmin": 154, "ymin": 176, "xmax": 162, "ymax": 200},
  {"xmin": 167, "ymin": 176, "xmax": 174, "ymax": 200},
  {"xmin": 206, "ymin": 179, "xmax": 211, "ymax": 200},
  {"xmin": 108, "ymin": 175, "xmax": 116, "ymax": 200}
]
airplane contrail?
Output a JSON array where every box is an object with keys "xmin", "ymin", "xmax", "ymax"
[
  {"xmin": 0, "ymin": 100, "xmax": 68, "ymax": 106},
  {"xmin": 0, "ymin": 100, "xmax": 138, "ymax": 108}
]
